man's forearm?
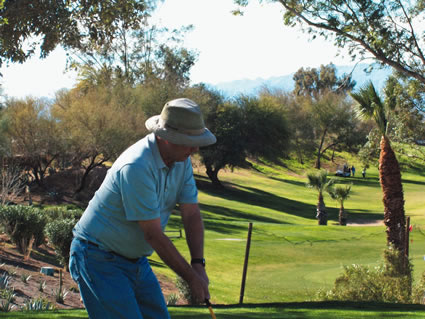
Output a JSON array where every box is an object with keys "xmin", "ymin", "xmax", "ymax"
[
  {"xmin": 146, "ymin": 230, "xmax": 196, "ymax": 283},
  {"xmin": 180, "ymin": 203, "xmax": 204, "ymax": 260}
]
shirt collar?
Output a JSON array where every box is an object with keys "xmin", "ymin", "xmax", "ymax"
[{"xmin": 148, "ymin": 133, "xmax": 168, "ymax": 170}]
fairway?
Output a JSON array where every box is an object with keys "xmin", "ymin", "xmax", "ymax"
[{"xmin": 153, "ymin": 161, "xmax": 425, "ymax": 305}]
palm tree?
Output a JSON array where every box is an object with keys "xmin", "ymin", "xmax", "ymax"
[
  {"xmin": 306, "ymin": 170, "xmax": 334, "ymax": 225},
  {"xmin": 327, "ymin": 183, "xmax": 352, "ymax": 226},
  {"xmin": 350, "ymin": 82, "xmax": 406, "ymax": 252}
]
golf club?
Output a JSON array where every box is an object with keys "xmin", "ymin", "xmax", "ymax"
[{"xmin": 205, "ymin": 299, "xmax": 217, "ymax": 319}]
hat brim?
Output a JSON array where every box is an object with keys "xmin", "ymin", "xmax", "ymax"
[{"xmin": 145, "ymin": 115, "xmax": 217, "ymax": 147}]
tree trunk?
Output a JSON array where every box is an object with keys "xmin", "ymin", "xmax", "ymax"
[
  {"xmin": 316, "ymin": 192, "xmax": 327, "ymax": 225},
  {"xmin": 379, "ymin": 136, "xmax": 406, "ymax": 252},
  {"xmin": 315, "ymin": 128, "xmax": 328, "ymax": 169},
  {"xmin": 339, "ymin": 203, "xmax": 347, "ymax": 226},
  {"xmin": 206, "ymin": 165, "xmax": 222, "ymax": 187}
]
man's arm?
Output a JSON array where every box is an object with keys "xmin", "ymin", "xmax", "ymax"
[
  {"xmin": 179, "ymin": 203, "xmax": 209, "ymax": 283},
  {"xmin": 138, "ymin": 217, "xmax": 209, "ymax": 303}
]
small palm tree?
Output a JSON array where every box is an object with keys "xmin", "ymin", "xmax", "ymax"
[
  {"xmin": 327, "ymin": 183, "xmax": 352, "ymax": 226},
  {"xmin": 350, "ymin": 82, "xmax": 406, "ymax": 252},
  {"xmin": 306, "ymin": 170, "xmax": 334, "ymax": 225}
]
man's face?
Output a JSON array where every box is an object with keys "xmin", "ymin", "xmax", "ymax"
[{"xmin": 168, "ymin": 142, "xmax": 199, "ymax": 162}]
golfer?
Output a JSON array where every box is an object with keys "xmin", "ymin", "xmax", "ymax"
[{"xmin": 69, "ymin": 98, "xmax": 216, "ymax": 319}]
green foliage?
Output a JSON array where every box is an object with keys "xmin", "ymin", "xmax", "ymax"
[
  {"xmin": 21, "ymin": 297, "xmax": 52, "ymax": 311},
  {"xmin": 0, "ymin": 0, "xmax": 155, "ymax": 68},
  {"xmin": 351, "ymin": 82, "xmax": 388, "ymax": 135},
  {"xmin": 176, "ymin": 276, "xmax": 193, "ymax": 304},
  {"xmin": 44, "ymin": 218, "xmax": 77, "ymax": 268},
  {"xmin": 166, "ymin": 293, "xmax": 179, "ymax": 306},
  {"xmin": 412, "ymin": 271, "xmax": 425, "ymax": 304},
  {"xmin": 43, "ymin": 207, "xmax": 83, "ymax": 223},
  {"xmin": 53, "ymin": 287, "xmax": 69, "ymax": 304},
  {"xmin": 276, "ymin": 0, "xmax": 425, "ymax": 86},
  {"xmin": 293, "ymin": 63, "xmax": 355, "ymax": 97},
  {"xmin": 20, "ymin": 272, "xmax": 31, "ymax": 284},
  {"xmin": 319, "ymin": 247, "xmax": 412, "ymax": 303},
  {"xmin": 0, "ymin": 272, "xmax": 11, "ymax": 290},
  {"xmin": 200, "ymin": 94, "xmax": 290, "ymax": 185},
  {"xmin": 0, "ymin": 205, "xmax": 47, "ymax": 253}
]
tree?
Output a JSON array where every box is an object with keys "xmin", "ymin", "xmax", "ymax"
[
  {"xmin": 381, "ymin": 74, "xmax": 425, "ymax": 165},
  {"xmin": 293, "ymin": 63, "xmax": 356, "ymax": 97},
  {"xmin": 4, "ymin": 98, "xmax": 64, "ymax": 187},
  {"xmin": 70, "ymin": 24, "xmax": 197, "ymax": 88},
  {"xmin": 290, "ymin": 63, "xmax": 361, "ymax": 169},
  {"xmin": 199, "ymin": 95, "xmax": 290, "ymax": 186},
  {"xmin": 234, "ymin": 0, "xmax": 425, "ymax": 85},
  {"xmin": 306, "ymin": 170, "xmax": 334, "ymax": 225},
  {"xmin": 0, "ymin": 0, "xmax": 156, "ymax": 69},
  {"xmin": 350, "ymin": 82, "xmax": 406, "ymax": 253},
  {"xmin": 327, "ymin": 183, "xmax": 352, "ymax": 226},
  {"xmin": 52, "ymin": 83, "xmax": 147, "ymax": 193},
  {"xmin": 200, "ymin": 102, "xmax": 246, "ymax": 186},
  {"xmin": 309, "ymin": 92, "xmax": 357, "ymax": 169}
]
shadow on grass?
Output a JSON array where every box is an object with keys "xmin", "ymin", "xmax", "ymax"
[{"xmin": 195, "ymin": 175, "xmax": 318, "ymax": 221}]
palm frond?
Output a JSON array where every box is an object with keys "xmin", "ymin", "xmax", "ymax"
[{"xmin": 350, "ymin": 81, "xmax": 387, "ymax": 135}]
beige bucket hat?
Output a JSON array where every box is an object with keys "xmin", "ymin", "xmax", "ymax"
[{"xmin": 145, "ymin": 98, "xmax": 216, "ymax": 147}]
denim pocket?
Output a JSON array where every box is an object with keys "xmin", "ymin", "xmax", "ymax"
[{"xmin": 69, "ymin": 251, "xmax": 81, "ymax": 282}]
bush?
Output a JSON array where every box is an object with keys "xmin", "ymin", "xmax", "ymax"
[
  {"xmin": 176, "ymin": 276, "xmax": 193, "ymax": 304},
  {"xmin": 0, "ymin": 205, "xmax": 47, "ymax": 256},
  {"xmin": 412, "ymin": 271, "xmax": 425, "ymax": 304},
  {"xmin": 43, "ymin": 207, "xmax": 83, "ymax": 223},
  {"xmin": 318, "ymin": 246, "xmax": 412, "ymax": 303},
  {"xmin": 44, "ymin": 218, "xmax": 77, "ymax": 269}
]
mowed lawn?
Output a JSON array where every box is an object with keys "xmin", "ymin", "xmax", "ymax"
[
  {"xmin": 4, "ymin": 159, "xmax": 425, "ymax": 318},
  {"xmin": 154, "ymin": 161, "xmax": 425, "ymax": 305},
  {"xmin": 3, "ymin": 302, "xmax": 425, "ymax": 318}
]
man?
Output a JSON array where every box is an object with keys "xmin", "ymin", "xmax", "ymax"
[{"xmin": 69, "ymin": 98, "xmax": 216, "ymax": 319}]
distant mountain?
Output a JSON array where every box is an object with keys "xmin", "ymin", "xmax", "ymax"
[{"xmin": 207, "ymin": 64, "xmax": 392, "ymax": 98}]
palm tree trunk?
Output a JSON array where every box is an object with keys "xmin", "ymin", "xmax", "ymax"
[
  {"xmin": 316, "ymin": 193, "xmax": 327, "ymax": 225},
  {"xmin": 339, "ymin": 203, "xmax": 347, "ymax": 226},
  {"xmin": 379, "ymin": 136, "xmax": 406, "ymax": 252}
]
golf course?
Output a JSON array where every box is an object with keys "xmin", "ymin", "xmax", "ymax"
[{"xmin": 2, "ymin": 154, "xmax": 425, "ymax": 318}]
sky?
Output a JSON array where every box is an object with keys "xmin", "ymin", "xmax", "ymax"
[{"xmin": 0, "ymin": 0, "xmax": 355, "ymax": 100}]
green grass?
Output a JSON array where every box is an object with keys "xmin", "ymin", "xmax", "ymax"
[
  {"xmin": 2, "ymin": 302, "xmax": 425, "ymax": 318},
  {"xmin": 6, "ymin": 153, "xmax": 425, "ymax": 318},
  {"xmin": 156, "ymin": 157, "xmax": 425, "ymax": 305}
]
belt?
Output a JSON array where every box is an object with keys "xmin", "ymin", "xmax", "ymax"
[{"xmin": 85, "ymin": 240, "xmax": 140, "ymax": 264}]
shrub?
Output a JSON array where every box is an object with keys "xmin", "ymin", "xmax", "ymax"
[
  {"xmin": 176, "ymin": 276, "xmax": 193, "ymax": 304},
  {"xmin": 22, "ymin": 296, "xmax": 52, "ymax": 311},
  {"xmin": 412, "ymin": 271, "xmax": 425, "ymax": 304},
  {"xmin": 44, "ymin": 218, "xmax": 77, "ymax": 268},
  {"xmin": 43, "ymin": 207, "xmax": 83, "ymax": 223},
  {"xmin": 318, "ymin": 246, "xmax": 412, "ymax": 303},
  {"xmin": 166, "ymin": 293, "xmax": 179, "ymax": 306},
  {"xmin": 0, "ymin": 205, "xmax": 47, "ymax": 256}
]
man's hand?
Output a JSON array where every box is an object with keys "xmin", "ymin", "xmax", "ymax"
[{"xmin": 187, "ymin": 266, "xmax": 210, "ymax": 304}]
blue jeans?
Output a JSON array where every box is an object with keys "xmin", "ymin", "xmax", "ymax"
[{"xmin": 69, "ymin": 237, "xmax": 170, "ymax": 319}]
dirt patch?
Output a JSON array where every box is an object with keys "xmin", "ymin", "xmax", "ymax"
[
  {"xmin": 0, "ymin": 233, "xmax": 180, "ymax": 312},
  {"xmin": 347, "ymin": 220, "xmax": 384, "ymax": 227}
]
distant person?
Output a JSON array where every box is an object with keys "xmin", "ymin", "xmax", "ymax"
[
  {"xmin": 362, "ymin": 168, "xmax": 366, "ymax": 178},
  {"xmin": 69, "ymin": 98, "xmax": 216, "ymax": 318},
  {"xmin": 351, "ymin": 165, "xmax": 355, "ymax": 177}
]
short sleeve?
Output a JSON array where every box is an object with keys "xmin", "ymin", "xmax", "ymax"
[
  {"xmin": 178, "ymin": 159, "xmax": 198, "ymax": 204},
  {"xmin": 118, "ymin": 164, "xmax": 160, "ymax": 221}
]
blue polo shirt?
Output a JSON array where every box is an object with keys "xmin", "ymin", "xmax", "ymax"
[{"xmin": 73, "ymin": 133, "xmax": 198, "ymax": 258}]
